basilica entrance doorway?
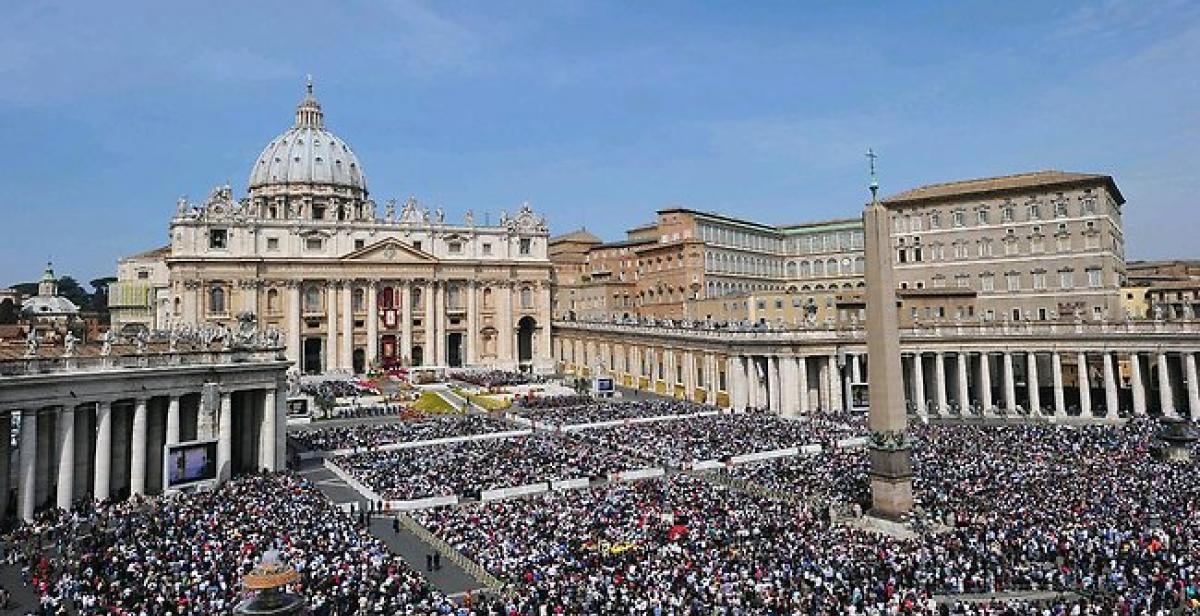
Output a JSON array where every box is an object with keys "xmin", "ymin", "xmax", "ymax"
[
  {"xmin": 303, "ymin": 338, "xmax": 323, "ymax": 374},
  {"xmin": 447, "ymin": 333, "xmax": 463, "ymax": 367}
]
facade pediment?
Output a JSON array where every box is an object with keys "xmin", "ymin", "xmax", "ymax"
[{"xmin": 341, "ymin": 238, "xmax": 437, "ymax": 263}]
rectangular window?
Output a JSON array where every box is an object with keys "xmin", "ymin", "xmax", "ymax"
[
  {"xmin": 977, "ymin": 210, "xmax": 989, "ymax": 225},
  {"xmin": 1087, "ymin": 269, "xmax": 1102, "ymax": 288},
  {"xmin": 448, "ymin": 241, "xmax": 462, "ymax": 254},
  {"xmin": 354, "ymin": 239, "xmax": 365, "ymax": 250},
  {"xmin": 209, "ymin": 229, "xmax": 227, "ymax": 249},
  {"xmin": 312, "ymin": 205, "xmax": 325, "ymax": 220},
  {"xmin": 1055, "ymin": 202, "xmax": 1068, "ymax": 217},
  {"xmin": 412, "ymin": 241, "xmax": 422, "ymax": 252},
  {"xmin": 519, "ymin": 238, "xmax": 532, "ymax": 255},
  {"xmin": 929, "ymin": 213, "xmax": 940, "ymax": 229},
  {"xmin": 1060, "ymin": 271, "xmax": 1074, "ymax": 289},
  {"xmin": 1028, "ymin": 204, "xmax": 1040, "ymax": 220},
  {"xmin": 953, "ymin": 211, "xmax": 965, "ymax": 227},
  {"xmin": 137, "ymin": 270, "xmax": 149, "ymax": 279},
  {"xmin": 981, "ymin": 276, "xmax": 994, "ymax": 292},
  {"xmin": 1012, "ymin": 308, "xmax": 1021, "ymax": 321},
  {"xmin": 1033, "ymin": 272, "xmax": 1047, "ymax": 290},
  {"xmin": 482, "ymin": 242, "xmax": 492, "ymax": 255},
  {"xmin": 1006, "ymin": 274, "xmax": 1020, "ymax": 291},
  {"xmin": 266, "ymin": 237, "xmax": 279, "ymax": 251},
  {"xmin": 305, "ymin": 237, "xmax": 323, "ymax": 251}
]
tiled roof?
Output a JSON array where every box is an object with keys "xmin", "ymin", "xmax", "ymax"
[
  {"xmin": 549, "ymin": 229, "xmax": 602, "ymax": 244},
  {"xmin": 883, "ymin": 170, "xmax": 1120, "ymax": 205}
]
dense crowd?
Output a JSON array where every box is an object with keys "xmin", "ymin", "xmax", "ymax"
[
  {"xmin": 333, "ymin": 434, "xmax": 636, "ymax": 500},
  {"xmin": 450, "ymin": 369, "xmax": 540, "ymax": 388},
  {"xmin": 5, "ymin": 473, "xmax": 457, "ymax": 615},
  {"xmin": 513, "ymin": 399, "xmax": 713, "ymax": 425},
  {"xmin": 290, "ymin": 415, "xmax": 513, "ymax": 451},
  {"xmin": 299, "ymin": 378, "xmax": 380, "ymax": 400},
  {"xmin": 572, "ymin": 411, "xmax": 866, "ymax": 465},
  {"xmin": 412, "ymin": 420, "xmax": 1199, "ymax": 614}
]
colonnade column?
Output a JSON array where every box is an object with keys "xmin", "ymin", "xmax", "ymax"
[
  {"xmin": 18, "ymin": 409, "xmax": 37, "ymax": 521},
  {"xmin": 1051, "ymin": 353, "xmax": 1066, "ymax": 417},
  {"xmin": 130, "ymin": 398, "xmax": 148, "ymax": 496},
  {"xmin": 1130, "ymin": 353, "xmax": 1147, "ymax": 416},
  {"xmin": 728, "ymin": 356, "xmax": 744, "ymax": 410},
  {"xmin": 934, "ymin": 352, "xmax": 948, "ymax": 416},
  {"xmin": 827, "ymin": 353, "xmax": 842, "ymax": 412},
  {"xmin": 0, "ymin": 412, "xmax": 8, "ymax": 520},
  {"xmin": 94, "ymin": 401, "xmax": 111, "ymax": 501},
  {"xmin": 287, "ymin": 282, "xmax": 301, "ymax": 373},
  {"xmin": 1027, "ymin": 353, "xmax": 1041, "ymax": 415},
  {"xmin": 781, "ymin": 356, "xmax": 798, "ymax": 416},
  {"xmin": 326, "ymin": 281, "xmax": 338, "ymax": 373},
  {"xmin": 424, "ymin": 281, "xmax": 436, "ymax": 366},
  {"xmin": 911, "ymin": 352, "xmax": 926, "ymax": 418},
  {"xmin": 1002, "ymin": 352, "xmax": 1017, "ymax": 413},
  {"xmin": 956, "ymin": 352, "xmax": 970, "ymax": 416},
  {"xmin": 797, "ymin": 356, "xmax": 810, "ymax": 414},
  {"xmin": 466, "ymin": 280, "xmax": 478, "ymax": 365},
  {"xmin": 1077, "ymin": 353, "xmax": 1092, "ymax": 417},
  {"xmin": 1103, "ymin": 352, "xmax": 1120, "ymax": 418},
  {"xmin": 767, "ymin": 356, "xmax": 781, "ymax": 412},
  {"xmin": 979, "ymin": 353, "xmax": 993, "ymax": 414},
  {"xmin": 401, "ymin": 281, "xmax": 413, "ymax": 365},
  {"xmin": 217, "ymin": 392, "xmax": 232, "ymax": 482},
  {"xmin": 166, "ymin": 395, "xmax": 180, "ymax": 446},
  {"xmin": 1185, "ymin": 352, "xmax": 1200, "ymax": 420},
  {"xmin": 261, "ymin": 388, "xmax": 277, "ymax": 471},
  {"xmin": 366, "ymin": 281, "xmax": 379, "ymax": 369},
  {"xmin": 1157, "ymin": 352, "xmax": 1177, "ymax": 418},
  {"xmin": 56, "ymin": 405, "xmax": 74, "ymax": 510}
]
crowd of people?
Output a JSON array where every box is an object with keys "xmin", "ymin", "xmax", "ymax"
[
  {"xmin": 290, "ymin": 415, "xmax": 512, "ymax": 451},
  {"xmin": 3, "ymin": 473, "xmax": 458, "ymax": 614},
  {"xmin": 512, "ymin": 398, "xmax": 713, "ymax": 425},
  {"xmin": 411, "ymin": 419, "xmax": 1199, "ymax": 614},
  {"xmin": 299, "ymin": 378, "xmax": 380, "ymax": 399},
  {"xmin": 332, "ymin": 434, "xmax": 637, "ymax": 501},
  {"xmin": 572, "ymin": 411, "xmax": 866, "ymax": 465},
  {"xmin": 450, "ymin": 369, "xmax": 540, "ymax": 388}
]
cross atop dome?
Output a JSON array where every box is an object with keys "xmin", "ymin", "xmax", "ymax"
[{"xmin": 294, "ymin": 76, "xmax": 324, "ymax": 129}]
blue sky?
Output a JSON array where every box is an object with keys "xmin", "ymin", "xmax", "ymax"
[{"xmin": 1, "ymin": 0, "xmax": 1197, "ymax": 285}]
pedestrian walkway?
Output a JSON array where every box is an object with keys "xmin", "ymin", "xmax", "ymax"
[
  {"xmin": 299, "ymin": 461, "xmax": 486, "ymax": 596},
  {"xmin": 0, "ymin": 551, "xmax": 51, "ymax": 614}
]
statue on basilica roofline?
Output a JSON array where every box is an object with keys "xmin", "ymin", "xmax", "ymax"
[
  {"xmin": 385, "ymin": 198, "xmax": 396, "ymax": 223},
  {"xmin": 24, "ymin": 328, "xmax": 39, "ymax": 358},
  {"xmin": 464, "ymin": 209, "xmax": 475, "ymax": 226},
  {"xmin": 62, "ymin": 331, "xmax": 79, "ymax": 358}
]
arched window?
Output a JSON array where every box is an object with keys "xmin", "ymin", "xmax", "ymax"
[
  {"xmin": 412, "ymin": 287, "xmax": 422, "ymax": 307},
  {"xmin": 209, "ymin": 286, "xmax": 226, "ymax": 314},
  {"xmin": 266, "ymin": 288, "xmax": 280, "ymax": 313},
  {"xmin": 483, "ymin": 287, "xmax": 494, "ymax": 310},
  {"xmin": 173, "ymin": 297, "xmax": 181, "ymax": 315},
  {"xmin": 521, "ymin": 287, "xmax": 533, "ymax": 308},
  {"xmin": 304, "ymin": 286, "xmax": 321, "ymax": 313},
  {"xmin": 353, "ymin": 288, "xmax": 365, "ymax": 312},
  {"xmin": 447, "ymin": 285, "xmax": 461, "ymax": 310},
  {"xmin": 826, "ymin": 258, "xmax": 838, "ymax": 276},
  {"xmin": 785, "ymin": 261, "xmax": 796, "ymax": 277},
  {"xmin": 380, "ymin": 286, "xmax": 394, "ymax": 309}
]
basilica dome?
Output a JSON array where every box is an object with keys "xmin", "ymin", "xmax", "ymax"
[{"xmin": 247, "ymin": 81, "xmax": 367, "ymax": 194}]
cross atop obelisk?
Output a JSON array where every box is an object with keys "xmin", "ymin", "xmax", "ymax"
[{"xmin": 861, "ymin": 148, "xmax": 914, "ymax": 519}]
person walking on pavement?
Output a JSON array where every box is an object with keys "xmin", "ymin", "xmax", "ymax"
[{"xmin": 425, "ymin": 553, "xmax": 433, "ymax": 572}]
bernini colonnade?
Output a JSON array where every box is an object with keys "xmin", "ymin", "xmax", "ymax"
[{"xmin": 555, "ymin": 319, "xmax": 1200, "ymax": 420}]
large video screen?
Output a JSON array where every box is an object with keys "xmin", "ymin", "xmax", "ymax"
[
  {"xmin": 595, "ymin": 377, "xmax": 615, "ymax": 392},
  {"xmin": 165, "ymin": 440, "xmax": 217, "ymax": 488}
]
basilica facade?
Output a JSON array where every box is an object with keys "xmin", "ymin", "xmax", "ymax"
[{"xmin": 137, "ymin": 82, "xmax": 553, "ymax": 374}]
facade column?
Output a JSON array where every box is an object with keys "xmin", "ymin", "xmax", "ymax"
[
  {"xmin": 130, "ymin": 398, "xmax": 148, "ymax": 496},
  {"xmin": 325, "ymin": 282, "xmax": 338, "ymax": 373},
  {"xmin": 538, "ymin": 281, "xmax": 553, "ymax": 370},
  {"xmin": 911, "ymin": 353, "xmax": 926, "ymax": 417},
  {"xmin": 1184, "ymin": 352, "xmax": 1200, "ymax": 420},
  {"xmin": 1077, "ymin": 352, "xmax": 1092, "ymax": 417},
  {"xmin": 401, "ymin": 281, "xmax": 414, "ymax": 365},
  {"xmin": 166, "ymin": 395, "xmax": 180, "ymax": 445},
  {"xmin": 217, "ymin": 392, "xmax": 232, "ymax": 482},
  {"xmin": 424, "ymin": 281, "xmax": 436, "ymax": 366},
  {"xmin": 1157, "ymin": 352, "xmax": 1177, "ymax": 418},
  {"xmin": 1103, "ymin": 352, "xmax": 1120, "ymax": 418},
  {"xmin": 779, "ymin": 356, "xmax": 796, "ymax": 416},
  {"xmin": 956, "ymin": 352, "xmax": 970, "ymax": 416},
  {"xmin": 466, "ymin": 280, "xmax": 478, "ymax": 365},
  {"xmin": 342, "ymin": 281, "xmax": 354, "ymax": 372},
  {"xmin": 1002, "ymin": 352, "xmax": 1017, "ymax": 413},
  {"xmin": 260, "ymin": 387, "xmax": 277, "ymax": 471},
  {"xmin": 287, "ymin": 282, "xmax": 301, "ymax": 373},
  {"xmin": 436, "ymin": 281, "xmax": 448, "ymax": 366},
  {"xmin": 1027, "ymin": 353, "xmax": 1041, "ymax": 415},
  {"xmin": 1130, "ymin": 352, "xmax": 1147, "ymax": 416},
  {"xmin": 797, "ymin": 356, "xmax": 810, "ymax": 414},
  {"xmin": 56, "ymin": 406, "xmax": 74, "ymax": 510},
  {"xmin": 767, "ymin": 356, "xmax": 781, "ymax": 412},
  {"xmin": 979, "ymin": 353, "xmax": 993, "ymax": 414},
  {"xmin": 94, "ymin": 401, "xmax": 111, "ymax": 501},
  {"xmin": 18, "ymin": 409, "xmax": 37, "ymax": 521},
  {"xmin": 499, "ymin": 283, "xmax": 514, "ymax": 368},
  {"xmin": 934, "ymin": 352, "xmax": 948, "ymax": 416},
  {"xmin": 728, "ymin": 356, "xmax": 744, "ymax": 410},
  {"xmin": 366, "ymin": 281, "xmax": 379, "ymax": 369},
  {"xmin": 1051, "ymin": 353, "xmax": 1066, "ymax": 417}
]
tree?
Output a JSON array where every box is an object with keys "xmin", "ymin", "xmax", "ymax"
[
  {"xmin": 10, "ymin": 282, "xmax": 37, "ymax": 297},
  {"xmin": 0, "ymin": 299, "xmax": 16, "ymax": 325},
  {"xmin": 56, "ymin": 276, "xmax": 90, "ymax": 309},
  {"xmin": 89, "ymin": 276, "xmax": 117, "ymax": 313}
]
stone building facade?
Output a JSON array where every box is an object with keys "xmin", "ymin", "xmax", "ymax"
[{"xmin": 123, "ymin": 82, "xmax": 554, "ymax": 374}]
